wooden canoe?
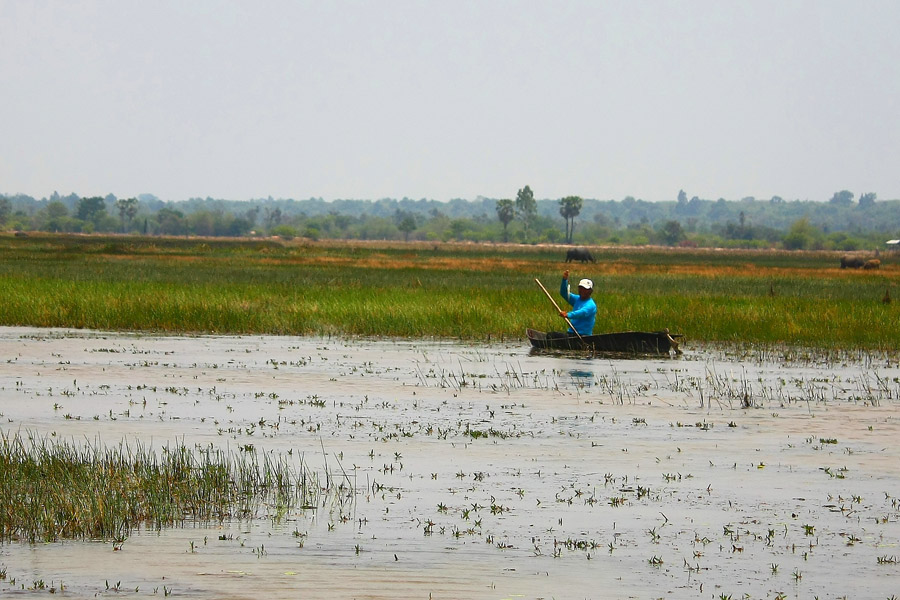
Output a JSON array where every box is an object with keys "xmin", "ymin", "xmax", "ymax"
[{"xmin": 526, "ymin": 328, "xmax": 682, "ymax": 356}]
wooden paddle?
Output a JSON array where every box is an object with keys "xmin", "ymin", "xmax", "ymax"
[{"xmin": 534, "ymin": 278, "xmax": 586, "ymax": 347}]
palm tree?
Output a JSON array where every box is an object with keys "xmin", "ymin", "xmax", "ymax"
[
  {"xmin": 558, "ymin": 196, "xmax": 583, "ymax": 244},
  {"xmin": 495, "ymin": 199, "xmax": 514, "ymax": 242}
]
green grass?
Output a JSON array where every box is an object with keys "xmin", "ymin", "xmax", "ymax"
[
  {"xmin": 0, "ymin": 432, "xmax": 329, "ymax": 543},
  {"xmin": 1, "ymin": 233, "xmax": 896, "ymax": 349}
]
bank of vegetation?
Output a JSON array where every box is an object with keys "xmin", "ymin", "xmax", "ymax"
[
  {"xmin": 1, "ymin": 233, "xmax": 896, "ymax": 350},
  {"xmin": 2, "ymin": 187, "xmax": 898, "ymax": 252}
]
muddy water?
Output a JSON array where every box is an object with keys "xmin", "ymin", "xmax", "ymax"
[{"xmin": 1, "ymin": 326, "xmax": 899, "ymax": 599}]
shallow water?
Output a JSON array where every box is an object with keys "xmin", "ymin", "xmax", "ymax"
[{"xmin": 1, "ymin": 327, "xmax": 899, "ymax": 599}]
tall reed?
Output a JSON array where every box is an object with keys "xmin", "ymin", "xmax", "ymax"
[
  {"xmin": 0, "ymin": 234, "xmax": 896, "ymax": 349},
  {"xmin": 0, "ymin": 432, "xmax": 336, "ymax": 543}
]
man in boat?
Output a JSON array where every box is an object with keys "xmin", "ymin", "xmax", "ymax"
[{"xmin": 548, "ymin": 270, "xmax": 597, "ymax": 338}]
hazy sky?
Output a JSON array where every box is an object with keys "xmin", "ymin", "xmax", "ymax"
[{"xmin": 3, "ymin": 1, "xmax": 899, "ymax": 203}]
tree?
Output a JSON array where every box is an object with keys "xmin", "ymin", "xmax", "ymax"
[
  {"xmin": 46, "ymin": 201, "xmax": 68, "ymax": 219},
  {"xmin": 658, "ymin": 220, "xmax": 686, "ymax": 246},
  {"xmin": 264, "ymin": 207, "xmax": 282, "ymax": 230},
  {"xmin": 448, "ymin": 218, "xmax": 469, "ymax": 241},
  {"xmin": 115, "ymin": 197, "xmax": 139, "ymax": 232},
  {"xmin": 0, "ymin": 197, "xmax": 11, "ymax": 223},
  {"xmin": 558, "ymin": 196, "xmax": 583, "ymax": 244},
  {"xmin": 515, "ymin": 185, "xmax": 536, "ymax": 241},
  {"xmin": 75, "ymin": 196, "xmax": 107, "ymax": 223},
  {"xmin": 858, "ymin": 192, "xmax": 877, "ymax": 207},
  {"xmin": 189, "ymin": 211, "xmax": 216, "ymax": 236},
  {"xmin": 495, "ymin": 199, "xmax": 515, "ymax": 242},
  {"xmin": 225, "ymin": 217, "xmax": 253, "ymax": 237},
  {"xmin": 829, "ymin": 190, "xmax": 854, "ymax": 205},
  {"xmin": 156, "ymin": 207, "xmax": 186, "ymax": 235},
  {"xmin": 783, "ymin": 217, "xmax": 819, "ymax": 250},
  {"xmin": 396, "ymin": 210, "xmax": 417, "ymax": 241},
  {"xmin": 244, "ymin": 206, "xmax": 260, "ymax": 227}
]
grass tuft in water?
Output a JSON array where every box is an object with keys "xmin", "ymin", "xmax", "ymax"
[{"xmin": 0, "ymin": 432, "xmax": 340, "ymax": 543}]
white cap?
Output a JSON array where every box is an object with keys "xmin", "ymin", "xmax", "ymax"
[{"xmin": 578, "ymin": 278, "xmax": 593, "ymax": 290}]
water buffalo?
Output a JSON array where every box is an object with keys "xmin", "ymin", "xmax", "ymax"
[
  {"xmin": 565, "ymin": 247, "xmax": 595, "ymax": 263},
  {"xmin": 840, "ymin": 255, "xmax": 866, "ymax": 269},
  {"xmin": 863, "ymin": 259, "xmax": 881, "ymax": 270}
]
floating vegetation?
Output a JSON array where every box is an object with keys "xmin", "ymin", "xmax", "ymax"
[{"xmin": 0, "ymin": 432, "xmax": 349, "ymax": 543}]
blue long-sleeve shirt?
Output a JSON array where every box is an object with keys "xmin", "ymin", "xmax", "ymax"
[{"xmin": 560, "ymin": 277, "xmax": 597, "ymax": 336}]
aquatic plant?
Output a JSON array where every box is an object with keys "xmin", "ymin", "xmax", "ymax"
[
  {"xmin": 0, "ymin": 432, "xmax": 346, "ymax": 543},
  {"xmin": 0, "ymin": 234, "xmax": 897, "ymax": 348}
]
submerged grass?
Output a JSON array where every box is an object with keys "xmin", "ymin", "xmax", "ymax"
[
  {"xmin": 0, "ymin": 233, "xmax": 897, "ymax": 348},
  {"xmin": 0, "ymin": 432, "xmax": 332, "ymax": 543}
]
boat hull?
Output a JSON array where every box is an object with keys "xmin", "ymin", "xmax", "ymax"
[{"xmin": 527, "ymin": 328, "xmax": 681, "ymax": 355}]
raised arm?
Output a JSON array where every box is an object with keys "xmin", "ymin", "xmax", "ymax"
[{"xmin": 560, "ymin": 270, "xmax": 574, "ymax": 306}]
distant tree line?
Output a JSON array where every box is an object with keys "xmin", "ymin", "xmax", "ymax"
[{"xmin": 2, "ymin": 187, "xmax": 898, "ymax": 251}]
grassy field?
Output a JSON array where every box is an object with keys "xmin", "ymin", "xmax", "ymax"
[{"xmin": 0, "ymin": 233, "xmax": 897, "ymax": 349}]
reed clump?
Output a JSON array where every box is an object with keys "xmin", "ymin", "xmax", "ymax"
[{"xmin": 0, "ymin": 432, "xmax": 329, "ymax": 543}]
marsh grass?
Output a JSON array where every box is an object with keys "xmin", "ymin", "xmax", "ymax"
[
  {"xmin": 0, "ymin": 432, "xmax": 334, "ymax": 543},
  {"xmin": 1, "ymin": 234, "xmax": 897, "ymax": 348}
]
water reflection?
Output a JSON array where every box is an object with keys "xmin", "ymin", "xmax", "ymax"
[
  {"xmin": 529, "ymin": 346, "xmax": 677, "ymax": 360},
  {"xmin": 567, "ymin": 368, "xmax": 595, "ymax": 385}
]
